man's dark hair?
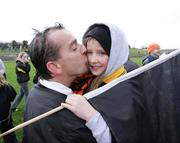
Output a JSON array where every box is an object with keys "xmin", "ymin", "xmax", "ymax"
[{"xmin": 29, "ymin": 23, "xmax": 64, "ymax": 79}]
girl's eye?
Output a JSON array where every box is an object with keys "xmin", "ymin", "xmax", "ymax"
[{"xmin": 99, "ymin": 51, "xmax": 106, "ymax": 55}]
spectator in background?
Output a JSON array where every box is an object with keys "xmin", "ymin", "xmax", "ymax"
[
  {"xmin": 0, "ymin": 58, "xmax": 7, "ymax": 79},
  {"xmin": 11, "ymin": 52, "xmax": 30, "ymax": 111},
  {"xmin": 0, "ymin": 74, "xmax": 18, "ymax": 143},
  {"xmin": 142, "ymin": 43, "xmax": 161, "ymax": 65}
]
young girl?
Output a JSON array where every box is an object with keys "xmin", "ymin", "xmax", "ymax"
[
  {"xmin": 71, "ymin": 23, "xmax": 129, "ymax": 94},
  {"xmin": 0, "ymin": 74, "xmax": 18, "ymax": 143},
  {"xmin": 63, "ymin": 23, "xmax": 129, "ymax": 143}
]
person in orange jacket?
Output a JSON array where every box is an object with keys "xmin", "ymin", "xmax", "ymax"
[
  {"xmin": 142, "ymin": 43, "xmax": 160, "ymax": 65},
  {"xmin": 142, "ymin": 43, "xmax": 161, "ymax": 65}
]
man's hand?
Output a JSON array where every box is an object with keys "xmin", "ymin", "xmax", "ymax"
[{"xmin": 61, "ymin": 94, "xmax": 97, "ymax": 122}]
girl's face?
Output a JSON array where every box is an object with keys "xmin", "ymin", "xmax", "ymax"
[{"xmin": 86, "ymin": 38, "xmax": 109, "ymax": 76}]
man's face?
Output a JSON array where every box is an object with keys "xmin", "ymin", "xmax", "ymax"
[
  {"xmin": 152, "ymin": 48, "xmax": 160, "ymax": 56},
  {"xmin": 49, "ymin": 29, "xmax": 88, "ymax": 77}
]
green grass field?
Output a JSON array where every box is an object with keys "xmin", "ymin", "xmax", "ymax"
[
  {"xmin": 131, "ymin": 57, "xmax": 142, "ymax": 66},
  {"xmin": 0, "ymin": 58, "xmax": 142, "ymax": 143}
]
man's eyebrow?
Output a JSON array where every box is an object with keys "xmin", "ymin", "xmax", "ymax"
[{"xmin": 69, "ymin": 39, "xmax": 77, "ymax": 48}]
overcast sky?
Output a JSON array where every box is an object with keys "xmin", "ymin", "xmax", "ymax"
[{"xmin": 0, "ymin": 0, "xmax": 180, "ymax": 49}]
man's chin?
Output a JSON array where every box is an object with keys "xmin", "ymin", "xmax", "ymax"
[
  {"xmin": 82, "ymin": 68, "xmax": 89, "ymax": 74},
  {"xmin": 82, "ymin": 64, "xmax": 89, "ymax": 73}
]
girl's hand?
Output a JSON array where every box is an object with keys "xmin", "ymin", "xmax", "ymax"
[{"xmin": 61, "ymin": 94, "xmax": 97, "ymax": 122}]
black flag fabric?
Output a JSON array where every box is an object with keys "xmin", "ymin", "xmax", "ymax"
[{"xmin": 85, "ymin": 50, "xmax": 180, "ymax": 143}]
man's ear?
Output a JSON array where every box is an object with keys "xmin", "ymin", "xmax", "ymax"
[{"xmin": 46, "ymin": 61, "xmax": 62, "ymax": 75}]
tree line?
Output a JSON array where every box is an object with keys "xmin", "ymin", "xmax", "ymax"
[{"xmin": 0, "ymin": 40, "xmax": 29, "ymax": 52}]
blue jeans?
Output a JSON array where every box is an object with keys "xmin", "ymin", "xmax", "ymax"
[{"xmin": 11, "ymin": 82, "xmax": 29, "ymax": 109}]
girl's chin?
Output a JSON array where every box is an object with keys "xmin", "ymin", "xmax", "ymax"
[{"xmin": 91, "ymin": 70, "xmax": 101, "ymax": 76}]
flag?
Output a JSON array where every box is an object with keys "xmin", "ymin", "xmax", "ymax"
[{"xmin": 85, "ymin": 49, "xmax": 180, "ymax": 143}]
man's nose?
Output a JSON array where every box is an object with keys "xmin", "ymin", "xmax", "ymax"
[{"xmin": 80, "ymin": 44, "xmax": 87, "ymax": 54}]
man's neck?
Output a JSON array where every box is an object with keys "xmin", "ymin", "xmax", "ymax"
[{"xmin": 50, "ymin": 76, "xmax": 76, "ymax": 87}]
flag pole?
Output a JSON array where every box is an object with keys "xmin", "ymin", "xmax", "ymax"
[{"xmin": 0, "ymin": 106, "xmax": 63, "ymax": 137}]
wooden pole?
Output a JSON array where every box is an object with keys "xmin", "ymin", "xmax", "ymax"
[{"xmin": 0, "ymin": 106, "xmax": 63, "ymax": 137}]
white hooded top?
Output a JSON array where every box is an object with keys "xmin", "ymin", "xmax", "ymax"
[{"xmin": 102, "ymin": 23, "xmax": 129, "ymax": 77}]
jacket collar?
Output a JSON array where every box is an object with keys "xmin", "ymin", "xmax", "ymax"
[
  {"xmin": 103, "ymin": 66, "xmax": 126, "ymax": 84},
  {"xmin": 39, "ymin": 79, "xmax": 72, "ymax": 96}
]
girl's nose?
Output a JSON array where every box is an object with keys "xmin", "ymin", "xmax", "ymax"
[{"xmin": 89, "ymin": 53, "xmax": 98, "ymax": 63}]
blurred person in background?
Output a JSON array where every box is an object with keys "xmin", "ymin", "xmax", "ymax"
[
  {"xmin": 11, "ymin": 52, "xmax": 30, "ymax": 111},
  {"xmin": 0, "ymin": 58, "xmax": 7, "ymax": 79},
  {"xmin": 0, "ymin": 74, "xmax": 18, "ymax": 143},
  {"xmin": 142, "ymin": 43, "xmax": 161, "ymax": 65}
]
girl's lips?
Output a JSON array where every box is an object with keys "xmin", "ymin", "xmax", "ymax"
[{"xmin": 90, "ymin": 66, "xmax": 99, "ymax": 71}]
